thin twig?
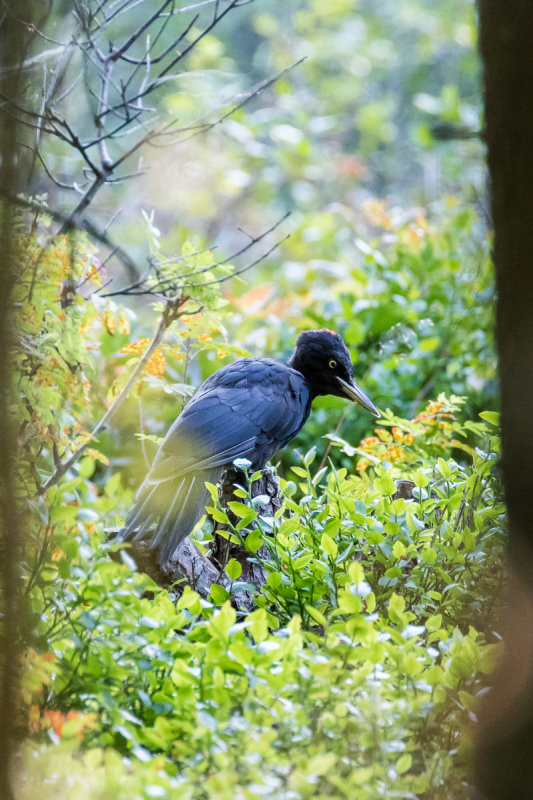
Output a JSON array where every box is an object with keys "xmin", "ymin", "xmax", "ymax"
[
  {"xmin": 107, "ymin": 0, "xmax": 174, "ymax": 62},
  {"xmin": 182, "ymin": 233, "xmax": 290, "ymax": 290},
  {"xmin": 99, "ymin": 0, "xmax": 241, "ymax": 118},
  {"xmin": 0, "ymin": 45, "xmax": 67, "ymax": 73},
  {"xmin": 35, "ymin": 148, "xmax": 78, "ymax": 191},
  {"xmin": 100, "ymin": 212, "xmax": 290, "ymax": 297},
  {"xmin": 40, "ymin": 298, "xmax": 187, "ymax": 493},
  {"xmin": 138, "ymin": 395, "xmax": 151, "ymax": 469},
  {"xmin": 318, "ymin": 407, "xmax": 349, "ymax": 472},
  {"xmin": 1, "ymin": 192, "xmax": 140, "ymax": 278}
]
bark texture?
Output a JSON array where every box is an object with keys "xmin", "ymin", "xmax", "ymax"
[
  {"xmin": 121, "ymin": 467, "xmax": 282, "ymax": 612},
  {"xmin": 477, "ymin": 4, "xmax": 533, "ymax": 797},
  {"xmin": 212, "ymin": 465, "xmax": 282, "ymax": 612},
  {"xmin": 0, "ymin": 4, "xmax": 34, "ymax": 798}
]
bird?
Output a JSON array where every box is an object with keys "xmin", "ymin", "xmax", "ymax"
[{"xmin": 120, "ymin": 329, "xmax": 379, "ymax": 564}]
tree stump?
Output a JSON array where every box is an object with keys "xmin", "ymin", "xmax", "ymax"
[
  {"xmin": 211, "ymin": 465, "xmax": 283, "ymax": 611},
  {"xmin": 114, "ymin": 466, "xmax": 283, "ymax": 610},
  {"xmin": 116, "ymin": 534, "xmax": 227, "ymax": 597}
]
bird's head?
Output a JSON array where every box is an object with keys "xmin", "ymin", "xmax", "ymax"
[{"xmin": 289, "ymin": 329, "xmax": 380, "ymax": 417}]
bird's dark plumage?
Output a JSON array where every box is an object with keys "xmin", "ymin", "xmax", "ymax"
[{"xmin": 120, "ymin": 329, "xmax": 378, "ymax": 563}]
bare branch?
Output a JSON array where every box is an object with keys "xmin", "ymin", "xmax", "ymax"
[
  {"xmin": 100, "ymin": 212, "xmax": 291, "ymax": 298},
  {"xmin": 0, "ymin": 45, "xmax": 67, "ymax": 74},
  {"xmin": 49, "ymin": 112, "xmax": 102, "ymax": 174},
  {"xmin": 99, "ymin": 246, "xmax": 216, "ymax": 297},
  {"xmin": 39, "ymin": 296, "xmax": 189, "ymax": 493},
  {"xmin": 57, "ymin": 175, "xmax": 105, "ymax": 233},
  {"xmin": 1, "ymin": 192, "xmax": 140, "ymax": 278},
  {"xmin": 99, "ymin": 0, "xmax": 241, "ymax": 119},
  {"xmin": 106, "ymin": 117, "xmax": 175, "ymax": 171},
  {"xmin": 102, "ymin": 0, "xmax": 149, "ymax": 27},
  {"xmin": 0, "ymin": 101, "xmax": 58, "ymax": 136},
  {"xmin": 84, "ymin": 111, "xmax": 144, "ymax": 149},
  {"xmin": 96, "ymin": 61, "xmax": 113, "ymax": 171},
  {"xmin": 53, "ymin": 68, "xmax": 83, "ymax": 106},
  {"xmin": 139, "ymin": 57, "xmax": 306, "ymax": 149},
  {"xmin": 117, "ymin": 7, "xmax": 181, "ymax": 66},
  {"xmin": 102, "ymin": 205, "xmax": 124, "ymax": 233},
  {"xmin": 35, "ymin": 148, "xmax": 79, "ymax": 191},
  {"xmin": 121, "ymin": 13, "xmax": 198, "ymax": 95},
  {"xmin": 181, "ymin": 232, "xmax": 290, "ymax": 291},
  {"xmin": 2, "ymin": 11, "xmax": 69, "ymax": 47},
  {"xmin": 1, "ymin": 0, "xmax": 289, "ymax": 295},
  {"xmin": 30, "ymin": 41, "xmax": 74, "ymax": 177},
  {"xmin": 107, "ymin": 0, "xmax": 175, "ymax": 63},
  {"xmin": 0, "ymin": 0, "xmax": 273, "ymax": 235}
]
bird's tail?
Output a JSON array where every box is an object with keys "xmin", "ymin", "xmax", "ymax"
[{"xmin": 120, "ymin": 469, "xmax": 219, "ymax": 563}]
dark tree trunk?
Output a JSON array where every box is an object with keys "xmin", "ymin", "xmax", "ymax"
[
  {"xmin": 212, "ymin": 465, "xmax": 283, "ymax": 611},
  {"xmin": 121, "ymin": 535, "xmax": 224, "ymax": 597},
  {"xmin": 121, "ymin": 467, "xmax": 283, "ymax": 612},
  {"xmin": 0, "ymin": 4, "xmax": 35, "ymax": 798},
  {"xmin": 477, "ymin": 4, "xmax": 533, "ymax": 798}
]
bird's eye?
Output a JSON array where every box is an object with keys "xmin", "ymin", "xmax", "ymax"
[{"xmin": 329, "ymin": 359, "xmax": 337, "ymax": 369}]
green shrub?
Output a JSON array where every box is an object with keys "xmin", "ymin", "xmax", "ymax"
[{"xmin": 19, "ymin": 397, "xmax": 503, "ymax": 800}]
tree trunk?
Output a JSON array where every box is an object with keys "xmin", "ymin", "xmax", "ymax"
[
  {"xmin": 477, "ymin": 4, "xmax": 533, "ymax": 797},
  {"xmin": 120, "ymin": 466, "xmax": 283, "ymax": 612},
  {"xmin": 0, "ymin": 5, "xmax": 35, "ymax": 799},
  {"xmin": 212, "ymin": 465, "xmax": 283, "ymax": 612}
]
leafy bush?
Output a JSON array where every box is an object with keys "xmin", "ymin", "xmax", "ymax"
[
  {"xmin": 228, "ymin": 203, "xmax": 496, "ymax": 475},
  {"xmin": 18, "ymin": 390, "xmax": 503, "ymax": 799}
]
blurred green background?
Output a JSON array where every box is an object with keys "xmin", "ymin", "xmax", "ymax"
[{"xmin": 34, "ymin": 0, "xmax": 493, "ymax": 483}]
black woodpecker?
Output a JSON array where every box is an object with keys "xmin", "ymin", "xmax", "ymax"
[{"xmin": 120, "ymin": 329, "xmax": 379, "ymax": 563}]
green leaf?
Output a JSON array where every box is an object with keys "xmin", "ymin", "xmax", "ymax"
[
  {"xmin": 419, "ymin": 336, "xmax": 440, "ymax": 352},
  {"xmin": 366, "ymin": 592, "xmax": 376, "ymax": 613},
  {"xmin": 291, "ymin": 466, "xmax": 308, "ymax": 478},
  {"xmin": 177, "ymin": 587, "xmax": 201, "ymax": 611},
  {"xmin": 304, "ymin": 446, "xmax": 317, "ymax": 467},
  {"xmin": 396, "ymin": 753, "xmax": 412, "ymax": 774},
  {"xmin": 246, "ymin": 608, "xmax": 268, "ymax": 642},
  {"xmin": 78, "ymin": 457, "xmax": 96, "ymax": 479},
  {"xmin": 479, "ymin": 410, "xmax": 499, "ymax": 426},
  {"xmin": 278, "ymin": 518, "xmax": 299, "ymax": 537},
  {"xmin": 388, "ymin": 592, "xmax": 405, "ymax": 623},
  {"xmin": 323, "ymin": 519, "xmax": 340, "ymax": 539},
  {"xmin": 227, "ymin": 501, "xmax": 254, "ymax": 519},
  {"xmin": 374, "ymin": 474, "xmax": 397, "ymax": 496},
  {"xmin": 437, "ymin": 457, "xmax": 452, "ymax": 479},
  {"xmin": 245, "ymin": 529, "xmax": 263, "ymax": 552},
  {"xmin": 210, "ymin": 583, "xmax": 229, "ymax": 604},
  {"xmin": 392, "ymin": 540, "xmax": 406, "ymax": 559},
  {"xmin": 426, "ymin": 614, "xmax": 442, "ymax": 631},
  {"xmin": 307, "ymin": 753, "xmax": 336, "ymax": 776},
  {"xmin": 206, "ymin": 506, "xmax": 229, "ymax": 524},
  {"xmin": 292, "ymin": 553, "xmax": 313, "ymax": 569},
  {"xmin": 205, "ymin": 482, "xmax": 219, "ymax": 502},
  {"xmin": 225, "ymin": 558, "xmax": 242, "ymax": 581},
  {"xmin": 421, "ymin": 547, "xmax": 437, "ymax": 564},
  {"xmin": 348, "ymin": 561, "xmax": 364, "ymax": 584},
  {"xmin": 236, "ymin": 510, "xmax": 258, "ymax": 530},
  {"xmin": 413, "ymin": 470, "xmax": 430, "ymax": 488},
  {"xmin": 337, "ymin": 591, "xmax": 363, "ymax": 615},
  {"xmin": 305, "ymin": 605, "xmax": 328, "ymax": 627},
  {"xmin": 321, "ymin": 532, "xmax": 338, "ymax": 558}
]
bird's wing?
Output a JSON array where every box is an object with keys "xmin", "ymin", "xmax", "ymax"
[
  {"xmin": 121, "ymin": 359, "xmax": 309, "ymax": 561},
  {"xmin": 145, "ymin": 358, "xmax": 310, "ymax": 484}
]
